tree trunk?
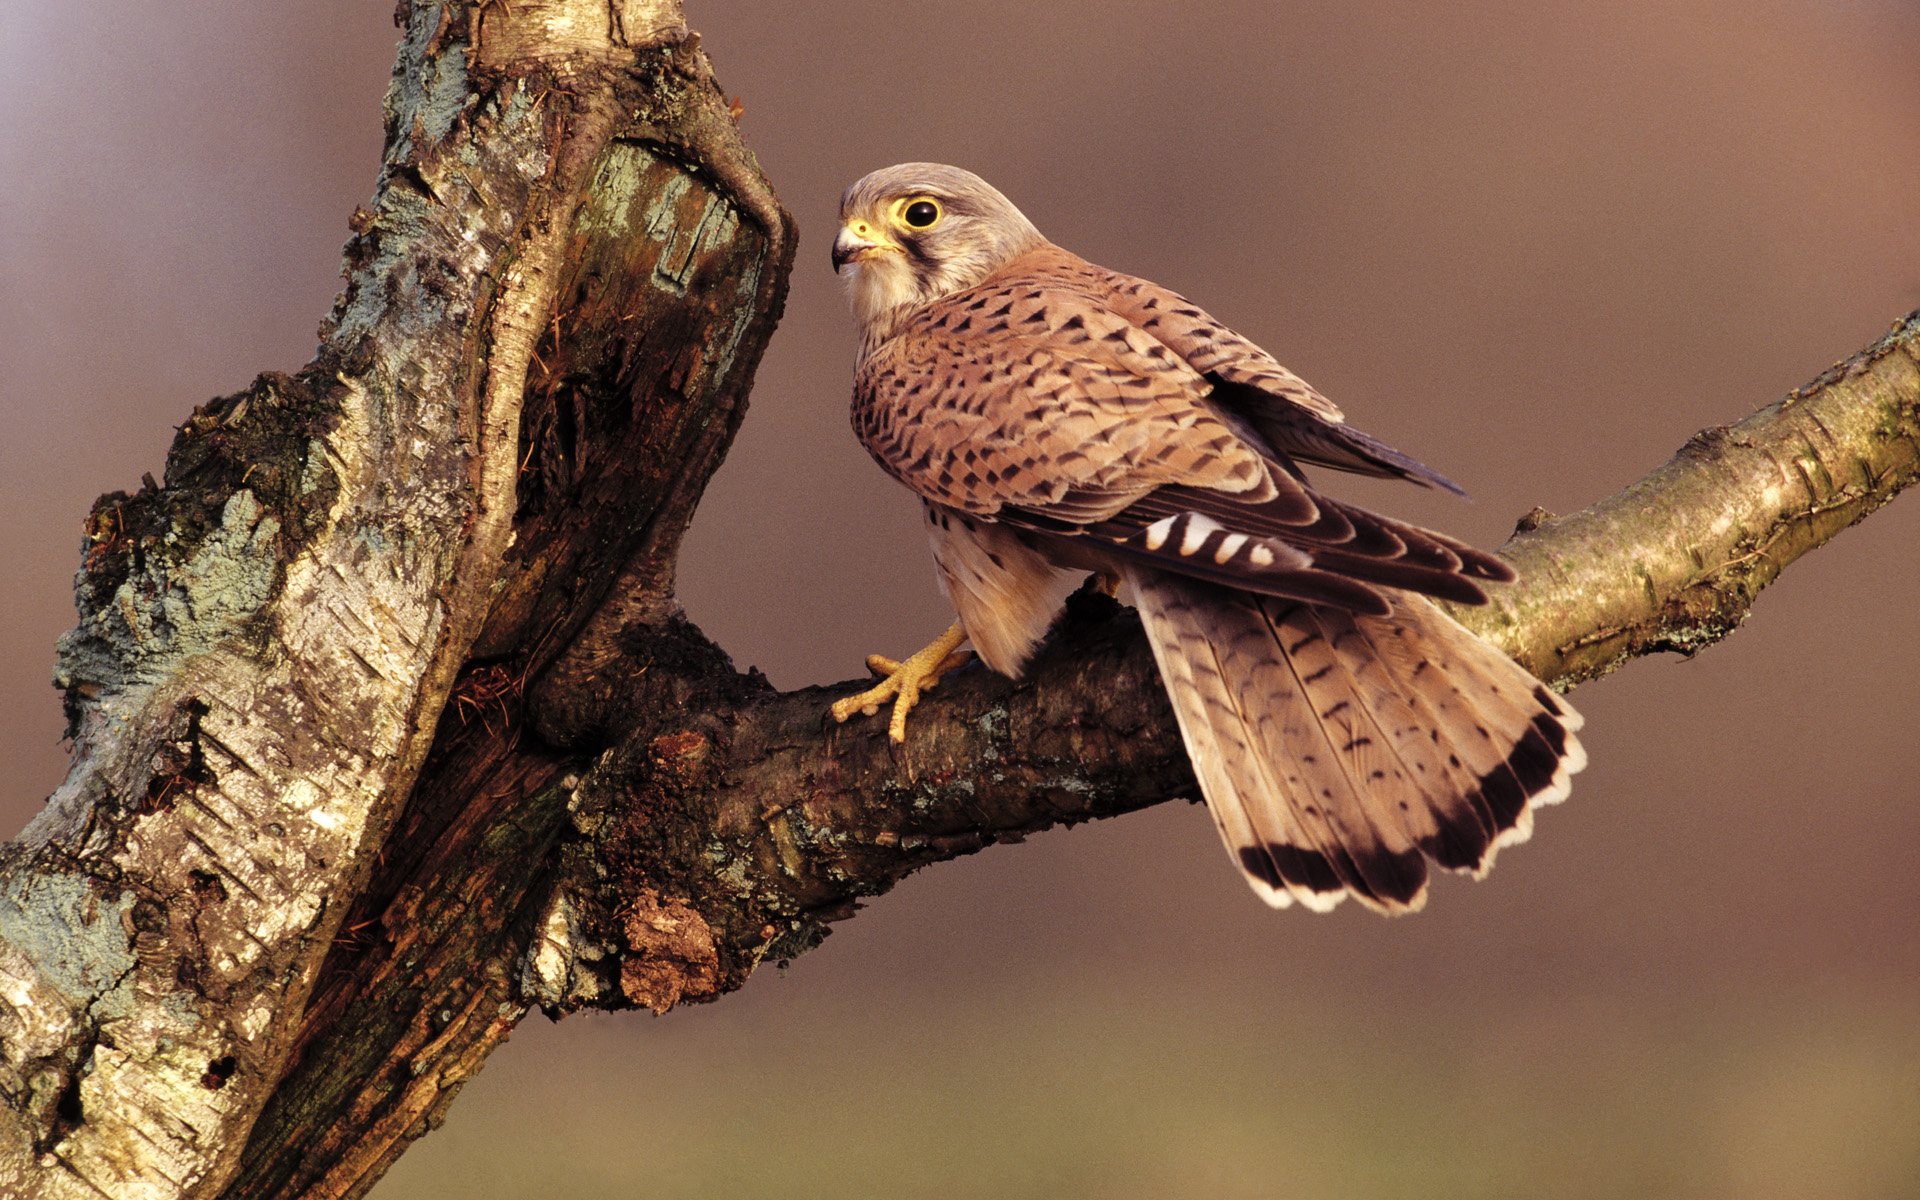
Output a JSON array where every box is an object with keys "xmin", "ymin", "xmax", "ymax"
[{"xmin": 0, "ymin": 4, "xmax": 1914, "ymax": 1199}]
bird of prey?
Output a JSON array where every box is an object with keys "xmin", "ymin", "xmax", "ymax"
[{"xmin": 829, "ymin": 163, "xmax": 1584, "ymax": 913}]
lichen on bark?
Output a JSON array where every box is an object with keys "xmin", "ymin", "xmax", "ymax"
[{"xmin": 0, "ymin": 3, "xmax": 749, "ymax": 1196}]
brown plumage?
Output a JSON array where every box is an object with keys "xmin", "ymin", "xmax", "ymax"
[{"xmin": 832, "ymin": 163, "xmax": 1584, "ymax": 912}]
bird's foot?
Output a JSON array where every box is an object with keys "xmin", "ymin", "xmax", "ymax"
[{"xmin": 830, "ymin": 622, "xmax": 971, "ymax": 742}]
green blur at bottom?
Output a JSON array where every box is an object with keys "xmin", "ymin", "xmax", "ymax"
[{"xmin": 373, "ymin": 980, "xmax": 1920, "ymax": 1200}]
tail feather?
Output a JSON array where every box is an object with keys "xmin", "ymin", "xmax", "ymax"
[
  {"xmin": 1342, "ymin": 599, "xmax": 1583, "ymax": 873},
  {"xmin": 1351, "ymin": 594, "xmax": 1586, "ymax": 886},
  {"xmin": 1239, "ymin": 601, "xmax": 1431, "ymax": 908},
  {"xmin": 1126, "ymin": 567, "xmax": 1585, "ymax": 913},
  {"xmin": 1131, "ymin": 573, "xmax": 1340, "ymax": 910},
  {"xmin": 1287, "ymin": 602, "xmax": 1498, "ymax": 878}
]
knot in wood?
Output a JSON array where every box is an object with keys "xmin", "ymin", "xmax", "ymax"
[
  {"xmin": 646, "ymin": 730, "xmax": 712, "ymax": 790},
  {"xmin": 1512, "ymin": 505, "xmax": 1559, "ymax": 535},
  {"xmin": 615, "ymin": 889, "xmax": 719, "ymax": 1014}
]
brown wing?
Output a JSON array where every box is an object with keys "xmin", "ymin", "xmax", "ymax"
[
  {"xmin": 1002, "ymin": 485, "xmax": 1515, "ymax": 613},
  {"xmin": 853, "ymin": 246, "xmax": 1499, "ymax": 614},
  {"xmin": 851, "ymin": 271, "xmax": 1297, "ymax": 517},
  {"xmin": 1090, "ymin": 265, "xmax": 1347, "ymax": 423},
  {"xmin": 1091, "ymin": 258, "xmax": 1467, "ymax": 493}
]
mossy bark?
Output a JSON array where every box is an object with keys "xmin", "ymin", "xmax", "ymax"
[{"xmin": 0, "ymin": 4, "xmax": 794, "ymax": 1198}]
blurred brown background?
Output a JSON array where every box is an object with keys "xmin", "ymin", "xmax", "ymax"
[{"xmin": 4, "ymin": 2, "xmax": 1918, "ymax": 1197}]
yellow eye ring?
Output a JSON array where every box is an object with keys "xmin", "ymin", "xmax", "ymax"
[{"xmin": 896, "ymin": 197, "xmax": 942, "ymax": 229}]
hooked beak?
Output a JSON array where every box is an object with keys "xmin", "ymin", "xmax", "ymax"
[{"xmin": 832, "ymin": 224, "xmax": 885, "ymax": 273}]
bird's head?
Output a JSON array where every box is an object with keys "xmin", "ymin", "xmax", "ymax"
[{"xmin": 834, "ymin": 163, "xmax": 1045, "ymax": 338}]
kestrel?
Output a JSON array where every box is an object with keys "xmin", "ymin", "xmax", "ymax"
[{"xmin": 829, "ymin": 163, "xmax": 1584, "ymax": 913}]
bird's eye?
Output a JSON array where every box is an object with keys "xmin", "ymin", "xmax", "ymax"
[{"xmin": 903, "ymin": 199, "xmax": 940, "ymax": 228}]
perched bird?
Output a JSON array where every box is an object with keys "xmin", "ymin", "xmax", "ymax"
[{"xmin": 829, "ymin": 163, "xmax": 1584, "ymax": 913}]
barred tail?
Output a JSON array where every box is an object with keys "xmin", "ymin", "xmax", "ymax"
[{"xmin": 1126, "ymin": 567, "xmax": 1585, "ymax": 913}]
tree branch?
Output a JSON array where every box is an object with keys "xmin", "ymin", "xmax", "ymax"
[
  {"xmin": 524, "ymin": 312, "xmax": 1920, "ymax": 1017},
  {"xmin": 1467, "ymin": 315, "xmax": 1920, "ymax": 681}
]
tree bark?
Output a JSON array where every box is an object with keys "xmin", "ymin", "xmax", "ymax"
[
  {"xmin": 0, "ymin": 3, "xmax": 792, "ymax": 1197},
  {"xmin": 0, "ymin": 4, "xmax": 1915, "ymax": 1199}
]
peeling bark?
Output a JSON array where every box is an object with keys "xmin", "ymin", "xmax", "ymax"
[
  {"xmin": 0, "ymin": 2, "xmax": 793, "ymax": 1197},
  {"xmin": 0, "ymin": 2, "xmax": 1915, "ymax": 1198}
]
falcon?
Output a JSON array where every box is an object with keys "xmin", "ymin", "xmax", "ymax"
[{"xmin": 828, "ymin": 162, "xmax": 1585, "ymax": 913}]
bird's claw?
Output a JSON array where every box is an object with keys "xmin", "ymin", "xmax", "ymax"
[{"xmin": 830, "ymin": 624, "xmax": 971, "ymax": 742}]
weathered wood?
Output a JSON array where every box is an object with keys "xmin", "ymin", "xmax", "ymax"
[
  {"xmin": 221, "ymin": 13, "xmax": 796, "ymax": 1199},
  {"xmin": 0, "ymin": 2, "xmax": 800, "ymax": 1197}
]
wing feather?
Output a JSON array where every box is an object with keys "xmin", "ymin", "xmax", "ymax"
[{"xmin": 853, "ymin": 280, "xmax": 1306, "ymax": 518}]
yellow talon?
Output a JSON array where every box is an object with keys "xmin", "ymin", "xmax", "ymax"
[{"xmin": 830, "ymin": 622, "xmax": 971, "ymax": 742}]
